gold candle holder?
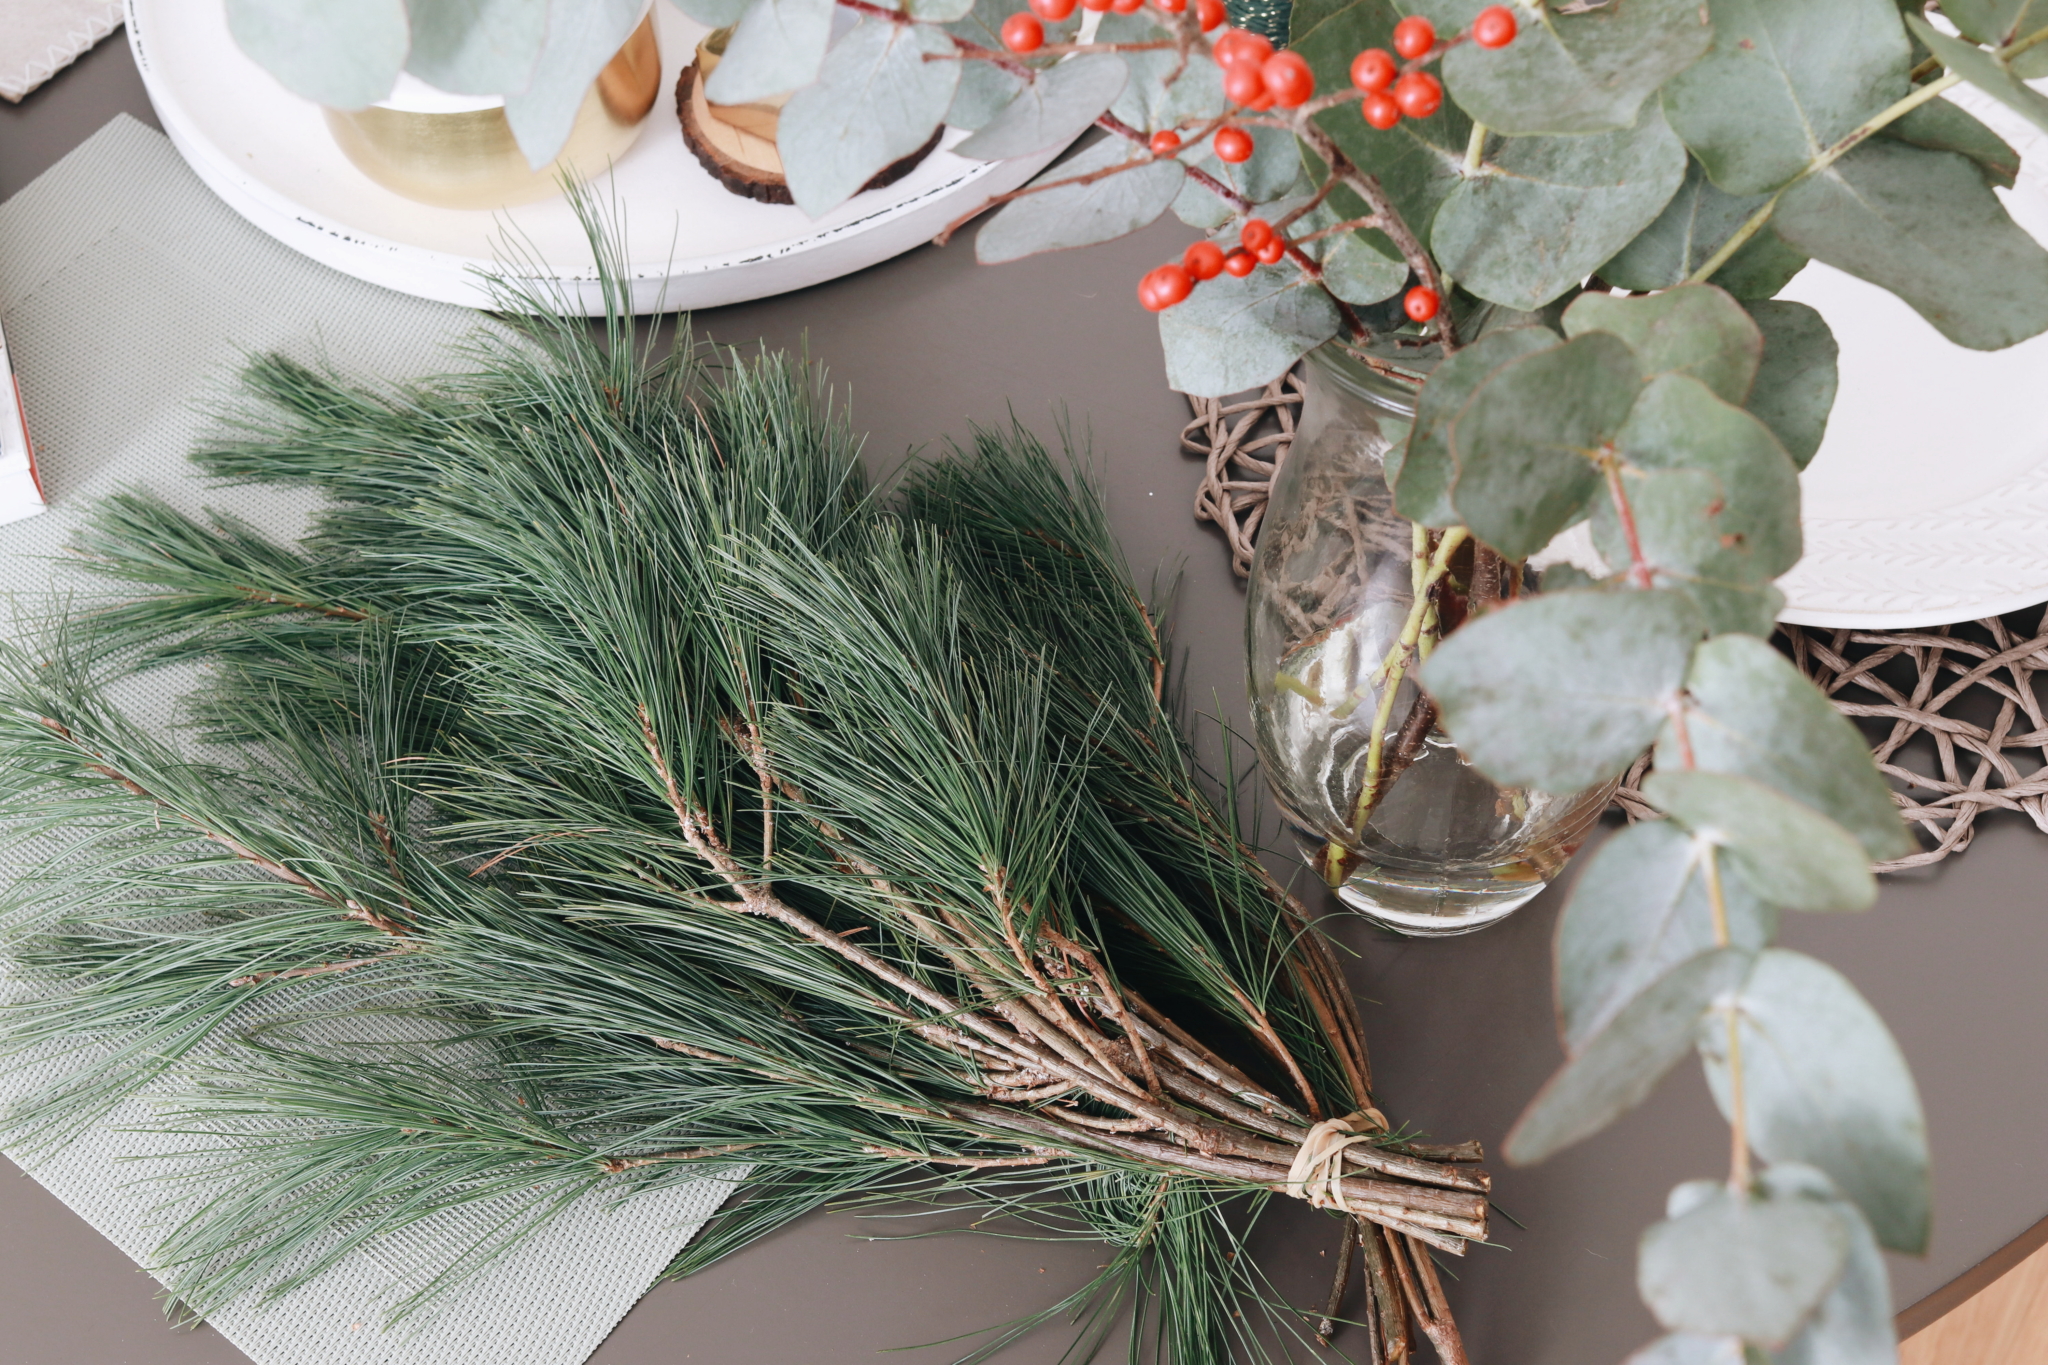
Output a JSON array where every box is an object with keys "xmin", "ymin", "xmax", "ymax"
[{"xmin": 323, "ymin": 13, "xmax": 662, "ymax": 211}]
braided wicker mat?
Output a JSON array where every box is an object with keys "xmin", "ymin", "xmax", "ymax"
[{"xmin": 1182, "ymin": 380, "xmax": 2048, "ymax": 873}]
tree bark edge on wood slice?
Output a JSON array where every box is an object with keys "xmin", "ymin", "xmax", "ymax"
[{"xmin": 675, "ymin": 63, "xmax": 945, "ymax": 207}]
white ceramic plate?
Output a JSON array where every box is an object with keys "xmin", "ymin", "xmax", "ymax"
[
  {"xmin": 1775, "ymin": 85, "xmax": 2048, "ymax": 628},
  {"xmin": 125, "ymin": 0, "xmax": 1061, "ymax": 315}
]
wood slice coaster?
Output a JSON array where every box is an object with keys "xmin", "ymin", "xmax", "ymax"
[{"xmin": 675, "ymin": 62, "xmax": 944, "ymax": 206}]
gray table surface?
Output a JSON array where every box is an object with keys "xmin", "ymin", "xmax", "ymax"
[{"xmin": 5, "ymin": 32, "xmax": 2047, "ymax": 1365}]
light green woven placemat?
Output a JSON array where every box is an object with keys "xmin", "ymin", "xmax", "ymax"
[{"xmin": 0, "ymin": 114, "xmax": 742, "ymax": 1365}]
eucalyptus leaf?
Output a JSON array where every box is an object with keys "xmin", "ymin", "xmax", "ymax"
[
  {"xmin": 1558, "ymin": 821, "xmax": 1776, "ymax": 1051},
  {"xmin": 1642, "ymin": 771, "xmax": 1877, "ymax": 913},
  {"xmin": 1661, "ymin": 0, "xmax": 1913, "ymax": 196},
  {"xmin": 1293, "ymin": 0, "xmax": 1471, "ymax": 254},
  {"xmin": 1599, "ymin": 159, "xmax": 1810, "ymax": 299},
  {"xmin": 1102, "ymin": 13, "xmax": 1226, "ymax": 130},
  {"xmin": 1421, "ymin": 587, "xmax": 1704, "ymax": 793},
  {"xmin": 1193, "ymin": 123, "xmax": 1307, "ymax": 206},
  {"xmin": 1880, "ymin": 97, "xmax": 2020, "ymax": 189},
  {"xmin": 1593, "ymin": 373, "xmax": 1803, "ymax": 601},
  {"xmin": 1321, "ymin": 233, "xmax": 1410, "ymax": 307},
  {"xmin": 1741, "ymin": 301, "xmax": 1838, "ymax": 469},
  {"xmin": 667, "ymin": 0, "xmax": 760, "ymax": 26},
  {"xmin": 1172, "ymin": 177, "xmax": 1237, "ymax": 230},
  {"xmin": 1773, "ymin": 139, "xmax": 2048, "ymax": 351},
  {"xmin": 503, "ymin": 0, "xmax": 647, "ymax": 168},
  {"xmin": 778, "ymin": 19, "xmax": 960, "ymax": 218},
  {"xmin": 945, "ymin": 0, "xmax": 1033, "ymax": 128},
  {"xmin": 1430, "ymin": 0, "xmax": 1714, "ymax": 136},
  {"xmin": 1159, "ymin": 268, "xmax": 1342, "ymax": 397},
  {"xmin": 907, "ymin": 0, "xmax": 977, "ymax": 20},
  {"xmin": 1945, "ymin": 0, "xmax": 2048, "ymax": 48},
  {"xmin": 1638, "ymin": 1179, "xmax": 1850, "ymax": 1346},
  {"xmin": 1394, "ymin": 325, "xmax": 1559, "ymax": 527},
  {"xmin": 224, "ymin": 0, "xmax": 409, "ymax": 110},
  {"xmin": 1909, "ymin": 14, "xmax": 2048, "ymax": 136},
  {"xmin": 1447, "ymin": 331, "xmax": 1643, "ymax": 560},
  {"xmin": 406, "ymin": 0, "xmax": 549, "ymax": 95},
  {"xmin": 1625, "ymin": 1336, "xmax": 1750, "ymax": 1365},
  {"xmin": 705, "ymin": 0, "xmax": 836, "ymax": 105},
  {"xmin": 1700, "ymin": 951, "xmax": 1930, "ymax": 1253},
  {"xmin": 1433, "ymin": 109, "xmax": 1689, "ymax": 312},
  {"xmin": 1564, "ymin": 285, "xmax": 1764, "ymax": 404},
  {"xmin": 1764, "ymin": 1166, "xmax": 1900, "ymax": 1365},
  {"xmin": 1505, "ymin": 947, "xmax": 1753, "ymax": 1165},
  {"xmin": 954, "ymin": 56, "xmax": 1128, "ymax": 162},
  {"xmin": 1661, "ymin": 634, "xmax": 1914, "ymax": 862},
  {"xmin": 977, "ymin": 138, "xmax": 1186, "ymax": 263}
]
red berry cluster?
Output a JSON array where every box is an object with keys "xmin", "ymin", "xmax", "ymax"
[
  {"xmin": 1349, "ymin": 7, "xmax": 1516, "ymax": 131},
  {"xmin": 1140, "ymin": 218, "xmax": 1441, "ymax": 321},
  {"xmin": 1007, "ymin": 0, "xmax": 1220, "ymax": 48}
]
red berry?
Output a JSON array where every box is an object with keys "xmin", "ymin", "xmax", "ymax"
[
  {"xmin": 1196, "ymin": 0, "xmax": 1226, "ymax": 29},
  {"xmin": 1028, "ymin": 0, "xmax": 1077, "ymax": 18},
  {"xmin": 1471, "ymin": 4, "xmax": 1517, "ymax": 48},
  {"xmin": 1392, "ymin": 70, "xmax": 1442, "ymax": 118},
  {"xmin": 1223, "ymin": 249, "xmax": 1257, "ymax": 277},
  {"xmin": 1361, "ymin": 92, "xmax": 1401, "ymax": 128},
  {"xmin": 1111, "ymin": 0, "xmax": 1144, "ymax": 13},
  {"xmin": 1213, "ymin": 126, "xmax": 1254, "ymax": 162},
  {"xmin": 1240, "ymin": 217, "xmax": 1275, "ymax": 251},
  {"xmin": 1150, "ymin": 129, "xmax": 1183, "ymax": 155},
  {"xmin": 1185, "ymin": 240, "xmax": 1226, "ymax": 280},
  {"xmin": 1404, "ymin": 285, "xmax": 1440, "ymax": 322},
  {"xmin": 1157, "ymin": 0, "xmax": 1186, "ymax": 11},
  {"xmin": 1213, "ymin": 29, "xmax": 1275, "ymax": 68},
  {"xmin": 1350, "ymin": 47, "xmax": 1396, "ymax": 93},
  {"xmin": 1262, "ymin": 51, "xmax": 1314, "ymax": 107},
  {"xmin": 1224, "ymin": 62, "xmax": 1266, "ymax": 106},
  {"xmin": 1140, "ymin": 263, "xmax": 1194, "ymax": 311},
  {"xmin": 1001, "ymin": 12, "xmax": 1045, "ymax": 50},
  {"xmin": 1392, "ymin": 15, "xmax": 1436, "ymax": 59},
  {"xmin": 1257, "ymin": 237, "xmax": 1286, "ymax": 264}
]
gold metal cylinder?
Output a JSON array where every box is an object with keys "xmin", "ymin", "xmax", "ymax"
[{"xmin": 323, "ymin": 13, "xmax": 662, "ymax": 210}]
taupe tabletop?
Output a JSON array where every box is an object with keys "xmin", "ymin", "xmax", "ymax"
[{"xmin": 5, "ymin": 33, "xmax": 2047, "ymax": 1365}]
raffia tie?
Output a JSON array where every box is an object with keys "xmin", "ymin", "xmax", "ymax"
[
  {"xmin": 1284, "ymin": 1106, "xmax": 1391, "ymax": 1211},
  {"xmin": 1181, "ymin": 381, "xmax": 2048, "ymax": 872}
]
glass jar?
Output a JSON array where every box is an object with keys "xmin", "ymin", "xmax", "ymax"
[{"xmin": 1246, "ymin": 343, "xmax": 1613, "ymax": 937}]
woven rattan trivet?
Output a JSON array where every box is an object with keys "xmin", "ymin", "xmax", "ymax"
[{"xmin": 1182, "ymin": 381, "xmax": 2048, "ymax": 872}]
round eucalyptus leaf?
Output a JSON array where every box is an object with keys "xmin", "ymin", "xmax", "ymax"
[
  {"xmin": 1638, "ymin": 1178, "xmax": 1850, "ymax": 1346},
  {"xmin": 1446, "ymin": 331, "xmax": 1643, "ymax": 561},
  {"xmin": 1506, "ymin": 946, "xmax": 1753, "ymax": 1166},
  {"xmin": 1739, "ymin": 301, "xmax": 1837, "ymax": 470},
  {"xmin": 1659, "ymin": 634, "xmax": 1914, "ymax": 862},
  {"xmin": 976, "ymin": 138, "xmax": 1186, "ymax": 264},
  {"xmin": 1699, "ymin": 951, "xmax": 1931, "ymax": 1254},
  {"xmin": 1558, "ymin": 821, "xmax": 1776, "ymax": 1052},
  {"xmin": 224, "ymin": 0, "xmax": 409, "ymax": 111},
  {"xmin": 1642, "ymin": 770, "xmax": 1876, "ymax": 913},
  {"xmin": 1434, "ymin": 0, "xmax": 1714, "ymax": 136},
  {"xmin": 705, "ymin": 0, "xmax": 836, "ymax": 106},
  {"xmin": 953, "ymin": 55, "xmax": 1127, "ymax": 163},
  {"xmin": 503, "ymin": 0, "xmax": 646, "ymax": 169},
  {"xmin": 1763, "ymin": 1166, "xmax": 1899, "ymax": 1365},
  {"xmin": 405, "ymin": 0, "xmax": 548, "ymax": 95},
  {"xmin": 1598, "ymin": 159, "xmax": 1810, "ymax": 299},
  {"xmin": 1158, "ymin": 268, "xmax": 1342, "ymax": 397},
  {"xmin": 1563, "ymin": 284, "xmax": 1764, "ymax": 406},
  {"xmin": 1662, "ymin": 0, "xmax": 1912, "ymax": 196},
  {"xmin": 1421, "ymin": 586, "xmax": 1703, "ymax": 795},
  {"xmin": 1433, "ymin": 109, "xmax": 1689, "ymax": 312},
  {"xmin": 1772, "ymin": 139, "xmax": 2048, "ymax": 352},
  {"xmin": 778, "ymin": 20, "xmax": 961, "ymax": 219},
  {"xmin": 1393, "ymin": 324, "xmax": 1559, "ymax": 528}
]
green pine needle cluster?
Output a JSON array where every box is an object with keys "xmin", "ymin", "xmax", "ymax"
[{"xmin": 0, "ymin": 254, "xmax": 1477, "ymax": 1361}]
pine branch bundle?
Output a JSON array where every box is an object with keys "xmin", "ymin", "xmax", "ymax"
[{"xmin": 0, "ymin": 271, "xmax": 1485, "ymax": 1362}]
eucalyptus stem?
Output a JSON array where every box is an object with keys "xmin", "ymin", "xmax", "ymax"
[
  {"xmin": 1462, "ymin": 121, "xmax": 1488, "ymax": 175},
  {"xmin": 1349, "ymin": 527, "xmax": 1468, "ymax": 836}
]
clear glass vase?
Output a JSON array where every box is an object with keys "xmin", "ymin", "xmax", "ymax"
[{"xmin": 1246, "ymin": 344, "xmax": 1614, "ymax": 937}]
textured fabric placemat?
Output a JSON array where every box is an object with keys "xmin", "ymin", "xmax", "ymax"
[
  {"xmin": 0, "ymin": 114, "xmax": 743, "ymax": 1365},
  {"xmin": 1, "ymin": 0, "xmax": 124, "ymax": 102}
]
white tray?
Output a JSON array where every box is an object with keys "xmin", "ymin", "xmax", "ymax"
[{"xmin": 124, "ymin": 0, "xmax": 1058, "ymax": 314}]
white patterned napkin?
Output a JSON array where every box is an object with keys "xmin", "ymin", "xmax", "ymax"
[{"xmin": 1, "ymin": 0, "xmax": 125, "ymax": 102}]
